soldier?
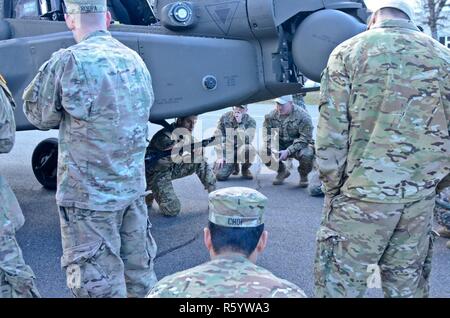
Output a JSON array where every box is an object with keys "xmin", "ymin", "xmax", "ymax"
[
  {"xmin": 262, "ymin": 95, "xmax": 314, "ymax": 187},
  {"xmin": 0, "ymin": 75, "xmax": 40, "ymax": 298},
  {"xmin": 314, "ymin": 0, "xmax": 450, "ymax": 298},
  {"xmin": 292, "ymin": 93, "xmax": 307, "ymax": 111},
  {"xmin": 23, "ymin": 0, "xmax": 157, "ymax": 297},
  {"xmin": 147, "ymin": 187, "xmax": 307, "ymax": 298},
  {"xmin": 214, "ymin": 105, "xmax": 256, "ymax": 181},
  {"xmin": 435, "ymin": 175, "xmax": 450, "ymax": 249},
  {"xmin": 145, "ymin": 115, "xmax": 216, "ymax": 216}
]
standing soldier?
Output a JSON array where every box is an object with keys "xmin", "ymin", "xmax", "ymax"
[
  {"xmin": 23, "ymin": 0, "xmax": 157, "ymax": 297},
  {"xmin": 435, "ymin": 175, "xmax": 450, "ymax": 249},
  {"xmin": 314, "ymin": 0, "xmax": 450, "ymax": 297},
  {"xmin": 0, "ymin": 75, "xmax": 40, "ymax": 298},
  {"xmin": 214, "ymin": 105, "xmax": 256, "ymax": 181},
  {"xmin": 262, "ymin": 95, "xmax": 314, "ymax": 187},
  {"xmin": 145, "ymin": 115, "xmax": 216, "ymax": 217},
  {"xmin": 147, "ymin": 187, "xmax": 307, "ymax": 298}
]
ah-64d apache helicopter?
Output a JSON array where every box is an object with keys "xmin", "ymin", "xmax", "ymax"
[{"xmin": 0, "ymin": 0, "xmax": 368, "ymax": 189}]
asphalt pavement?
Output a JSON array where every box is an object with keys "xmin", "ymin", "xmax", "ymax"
[{"xmin": 1, "ymin": 103, "xmax": 449, "ymax": 298}]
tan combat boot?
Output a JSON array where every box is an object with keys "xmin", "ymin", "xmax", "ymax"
[
  {"xmin": 273, "ymin": 165, "xmax": 290, "ymax": 185},
  {"xmin": 299, "ymin": 175, "xmax": 309, "ymax": 188},
  {"xmin": 241, "ymin": 164, "xmax": 253, "ymax": 180},
  {"xmin": 436, "ymin": 226, "xmax": 450, "ymax": 239}
]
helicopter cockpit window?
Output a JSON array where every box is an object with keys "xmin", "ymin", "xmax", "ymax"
[{"xmin": 13, "ymin": 0, "xmax": 40, "ymax": 18}]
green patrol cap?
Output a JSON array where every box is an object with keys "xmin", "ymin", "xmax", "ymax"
[
  {"xmin": 208, "ymin": 187, "xmax": 267, "ymax": 228},
  {"xmin": 64, "ymin": 0, "xmax": 107, "ymax": 14}
]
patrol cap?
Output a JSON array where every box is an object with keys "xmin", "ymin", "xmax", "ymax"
[
  {"xmin": 64, "ymin": 0, "xmax": 108, "ymax": 14},
  {"xmin": 208, "ymin": 187, "xmax": 267, "ymax": 228},
  {"xmin": 365, "ymin": 0, "xmax": 415, "ymax": 21},
  {"xmin": 275, "ymin": 95, "xmax": 293, "ymax": 105},
  {"xmin": 233, "ymin": 105, "xmax": 248, "ymax": 110}
]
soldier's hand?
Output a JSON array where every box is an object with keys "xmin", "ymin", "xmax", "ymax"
[{"xmin": 279, "ymin": 150, "xmax": 289, "ymax": 161}]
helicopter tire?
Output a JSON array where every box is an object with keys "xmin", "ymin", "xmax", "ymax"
[{"xmin": 31, "ymin": 138, "xmax": 58, "ymax": 190}]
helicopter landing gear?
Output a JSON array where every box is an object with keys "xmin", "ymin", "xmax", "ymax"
[{"xmin": 31, "ymin": 137, "xmax": 58, "ymax": 190}]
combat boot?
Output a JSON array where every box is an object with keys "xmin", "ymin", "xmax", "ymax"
[
  {"xmin": 241, "ymin": 164, "xmax": 253, "ymax": 180},
  {"xmin": 207, "ymin": 183, "xmax": 217, "ymax": 193},
  {"xmin": 436, "ymin": 226, "xmax": 450, "ymax": 239},
  {"xmin": 446, "ymin": 240, "xmax": 450, "ymax": 249},
  {"xmin": 273, "ymin": 165, "xmax": 290, "ymax": 185},
  {"xmin": 299, "ymin": 175, "xmax": 309, "ymax": 188},
  {"xmin": 232, "ymin": 164, "xmax": 240, "ymax": 175}
]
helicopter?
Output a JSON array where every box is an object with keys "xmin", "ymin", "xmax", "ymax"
[{"xmin": 0, "ymin": 0, "xmax": 368, "ymax": 189}]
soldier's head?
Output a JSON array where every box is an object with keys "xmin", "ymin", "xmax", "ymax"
[
  {"xmin": 232, "ymin": 105, "xmax": 248, "ymax": 123},
  {"xmin": 176, "ymin": 115, "xmax": 198, "ymax": 132},
  {"xmin": 63, "ymin": 0, "xmax": 111, "ymax": 43},
  {"xmin": 205, "ymin": 187, "xmax": 269, "ymax": 263},
  {"xmin": 275, "ymin": 95, "xmax": 294, "ymax": 115},
  {"xmin": 365, "ymin": 0, "xmax": 414, "ymax": 29}
]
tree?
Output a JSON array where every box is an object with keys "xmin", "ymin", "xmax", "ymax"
[{"xmin": 419, "ymin": 0, "xmax": 449, "ymax": 39}]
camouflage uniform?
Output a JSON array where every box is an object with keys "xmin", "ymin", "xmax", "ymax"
[
  {"xmin": 145, "ymin": 123, "xmax": 216, "ymax": 216},
  {"xmin": 315, "ymin": 19, "xmax": 450, "ymax": 298},
  {"xmin": 147, "ymin": 255, "xmax": 306, "ymax": 298},
  {"xmin": 214, "ymin": 110, "xmax": 256, "ymax": 180},
  {"xmin": 262, "ymin": 105, "xmax": 314, "ymax": 179},
  {"xmin": 23, "ymin": 21, "xmax": 157, "ymax": 297},
  {"xmin": 0, "ymin": 75, "xmax": 40, "ymax": 298},
  {"xmin": 292, "ymin": 93, "xmax": 307, "ymax": 110},
  {"xmin": 147, "ymin": 187, "xmax": 307, "ymax": 298}
]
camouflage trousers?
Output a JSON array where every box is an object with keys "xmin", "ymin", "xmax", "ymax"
[
  {"xmin": 0, "ymin": 236, "xmax": 41, "ymax": 298},
  {"xmin": 0, "ymin": 177, "xmax": 40, "ymax": 298},
  {"xmin": 263, "ymin": 145, "xmax": 314, "ymax": 177},
  {"xmin": 314, "ymin": 193, "xmax": 436, "ymax": 298},
  {"xmin": 146, "ymin": 160, "xmax": 216, "ymax": 216},
  {"xmin": 58, "ymin": 197, "xmax": 157, "ymax": 298},
  {"xmin": 216, "ymin": 145, "xmax": 255, "ymax": 181}
]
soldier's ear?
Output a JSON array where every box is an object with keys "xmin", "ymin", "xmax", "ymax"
[
  {"xmin": 203, "ymin": 227, "xmax": 215, "ymax": 256},
  {"xmin": 64, "ymin": 14, "xmax": 75, "ymax": 31},
  {"xmin": 256, "ymin": 230, "xmax": 268, "ymax": 254},
  {"xmin": 106, "ymin": 11, "xmax": 112, "ymax": 28}
]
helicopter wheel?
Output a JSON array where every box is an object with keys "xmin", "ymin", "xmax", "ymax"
[{"xmin": 31, "ymin": 138, "xmax": 58, "ymax": 190}]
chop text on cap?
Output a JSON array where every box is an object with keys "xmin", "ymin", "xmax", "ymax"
[{"xmin": 208, "ymin": 187, "xmax": 267, "ymax": 228}]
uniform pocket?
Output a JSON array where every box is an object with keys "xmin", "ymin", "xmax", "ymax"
[
  {"xmin": 61, "ymin": 239, "xmax": 114, "ymax": 298},
  {"xmin": 322, "ymin": 193, "xmax": 346, "ymax": 224},
  {"xmin": 314, "ymin": 226, "xmax": 348, "ymax": 296}
]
